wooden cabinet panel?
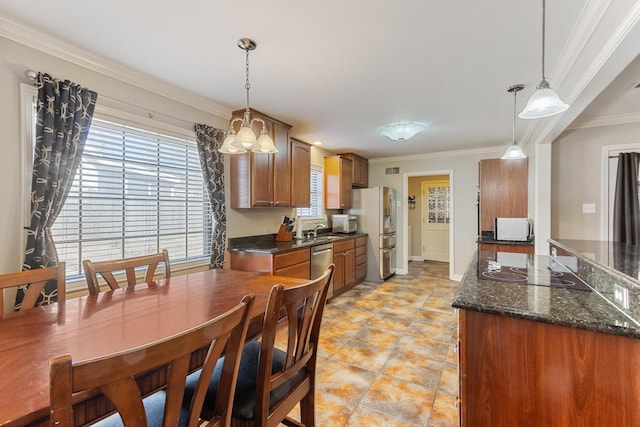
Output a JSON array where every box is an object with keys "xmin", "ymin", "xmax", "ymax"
[
  {"xmin": 338, "ymin": 153, "xmax": 368, "ymax": 188},
  {"xmin": 324, "ymin": 156, "xmax": 353, "ymax": 209},
  {"xmin": 229, "ymin": 248, "xmax": 310, "ymax": 280},
  {"xmin": 332, "ymin": 238, "xmax": 357, "ymax": 296},
  {"xmin": 478, "ymin": 242, "xmax": 534, "ymax": 254},
  {"xmin": 272, "ymin": 122, "xmax": 291, "ymax": 207},
  {"xmin": 479, "ymin": 158, "xmax": 528, "ymax": 233},
  {"xmin": 332, "ymin": 249, "xmax": 345, "ymax": 293},
  {"xmin": 459, "ymin": 309, "xmax": 640, "ymax": 426},
  {"xmin": 355, "ymin": 236, "xmax": 367, "ymax": 284},
  {"xmin": 290, "ymin": 138, "xmax": 311, "ymax": 207}
]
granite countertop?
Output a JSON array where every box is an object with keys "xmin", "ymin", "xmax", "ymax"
[
  {"xmin": 228, "ymin": 232, "xmax": 368, "ymax": 254},
  {"xmin": 452, "ymin": 250, "xmax": 640, "ymax": 339}
]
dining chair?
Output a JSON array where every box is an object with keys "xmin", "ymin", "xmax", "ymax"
[
  {"xmin": 83, "ymin": 249, "xmax": 171, "ymax": 295},
  {"xmin": 49, "ymin": 293, "xmax": 255, "ymax": 427},
  {"xmin": 186, "ymin": 264, "xmax": 334, "ymax": 427},
  {"xmin": 0, "ymin": 263, "xmax": 65, "ymax": 316}
]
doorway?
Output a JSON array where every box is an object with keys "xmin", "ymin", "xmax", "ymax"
[{"xmin": 404, "ymin": 170, "xmax": 454, "ymax": 280}]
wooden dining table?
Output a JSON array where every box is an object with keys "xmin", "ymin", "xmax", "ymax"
[{"xmin": 0, "ymin": 268, "xmax": 307, "ymax": 427}]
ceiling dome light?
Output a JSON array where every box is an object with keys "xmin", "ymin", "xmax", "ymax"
[
  {"xmin": 502, "ymin": 84, "xmax": 527, "ymax": 160},
  {"xmin": 377, "ymin": 122, "xmax": 426, "ymax": 141},
  {"xmin": 519, "ymin": 0, "xmax": 569, "ymax": 120}
]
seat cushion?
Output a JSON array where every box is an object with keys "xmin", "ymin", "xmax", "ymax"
[
  {"xmin": 184, "ymin": 340, "xmax": 307, "ymax": 420},
  {"xmin": 92, "ymin": 390, "xmax": 189, "ymax": 427}
]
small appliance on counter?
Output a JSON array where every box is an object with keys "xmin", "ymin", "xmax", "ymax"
[
  {"xmin": 332, "ymin": 214, "xmax": 358, "ymax": 233},
  {"xmin": 494, "ymin": 217, "xmax": 532, "ymax": 241}
]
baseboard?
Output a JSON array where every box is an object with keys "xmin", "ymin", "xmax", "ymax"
[
  {"xmin": 408, "ymin": 256, "xmax": 424, "ymax": 262},
  {"xmin": 451, "ymin": 274, "xmax": 463, "ymax": 282},
  {"xmin": 395, "ymin": 268, "xmax": 408, "ymax": 275}
]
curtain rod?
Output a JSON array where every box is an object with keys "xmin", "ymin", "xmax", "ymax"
[{"xmin": 25, "ymin": 69, "xmax": 204, "ymax": 128}]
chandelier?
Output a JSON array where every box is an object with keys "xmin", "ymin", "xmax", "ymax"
[{"xmin": 219, "ymin": 38, "xmax": 277, "ymax": 154}]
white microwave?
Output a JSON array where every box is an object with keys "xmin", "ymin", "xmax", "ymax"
[{"xmin": 494, "ymin": 218, "xmax": 532, "ymax": 242}]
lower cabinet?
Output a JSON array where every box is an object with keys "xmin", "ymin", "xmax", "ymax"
[
  {"xmin": 355, "ymin": 236, "xmax": 367, "ymax": 283},
  {"xmin": 458, "ymin": 309, "xmax": 640, "ymax": 426},
  {"xmin": 333, "ymin": 239, "xmax": 355, "ymax": 296},
  {"xmin": 229, "ymin": 248, "xmax": 310, "ymax": 280}
]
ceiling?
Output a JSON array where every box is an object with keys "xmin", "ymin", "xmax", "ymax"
[{"xmin": 1, "ymin": 0, "xmax": 638, "ymax": 158}]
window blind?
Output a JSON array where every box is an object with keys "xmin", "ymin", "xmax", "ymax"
[{"xmin": 51, "ymin": 119, "xmax": 212, "ymax": 278}]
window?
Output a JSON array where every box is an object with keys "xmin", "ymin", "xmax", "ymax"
[
  {"xmin": 296, "ymin": 165, "xmax": 324, "ymax": 218},
  {"xmin": 50, "ymin": 119, "xmax": 212, "ymax": 279}
]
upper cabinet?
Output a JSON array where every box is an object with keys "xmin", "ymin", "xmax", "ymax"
[
  {"xmin": 478, "ymin": 158, "xmax": 528, "ymax": 233},
  {"xmin": 229, "ymin": 109, "xmax": 310, "ymax": 208},
  {"xmin": 338, "ymin": 153, "xmax": 368, "ymax": 188},
  {"xmin": 290, "ymin": 138, "xmax": 311, "ymax": 208},
  {"xmin": 324, "ymin": 156, "xmax": 353, "ymax": 209}
]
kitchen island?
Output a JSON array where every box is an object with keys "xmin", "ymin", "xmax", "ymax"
[{"xmin": 452, "ymin": 249, "xmax": 640, "ymax": 427}]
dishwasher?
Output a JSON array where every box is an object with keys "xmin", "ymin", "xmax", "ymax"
[{"xmin": 310, "ymin": 243, "xmax": 334, "ymax": 297}]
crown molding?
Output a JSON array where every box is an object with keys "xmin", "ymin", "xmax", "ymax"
[
  {"xmin": 0, "ymin": 16, "xmax": 231, "ymax": 120},
  {"xmin": 567, "ymin": 112, "xmax": 640, "ymax": 129},
  {"xmin": 369, "ymin": 145, "xmax": 505, "ymax": 164}
]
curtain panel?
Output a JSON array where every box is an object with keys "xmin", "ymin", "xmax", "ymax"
[
  {"xmin": 613, "ymin": 152, "xmax": 640, "ymax": 245},
  {"xmin": 194, "ymin": 124, "xmax": 227, "ymax": 268},
  {"xmin": 17, "ymin": 73, "xmax": 97, "ymax": 308}
]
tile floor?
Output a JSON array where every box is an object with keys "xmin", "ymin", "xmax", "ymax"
[{"xmin": 289, "ymin": 260, "xmax": 460, "ymax": 426}]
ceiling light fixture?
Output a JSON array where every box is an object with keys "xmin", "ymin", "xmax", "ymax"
[
  {"xmin": 377, "ymin": 122, "xmax": 426, "ymax": 141},
  {"xmin": 502, "ymin": 84, "xmax": 527, "ymax": 160},
  {"xmin": 219, "ymin": 38, "xmax": 277, "ymax": 155},
  {"xmin": 519, "ymin": 0, "xmax": 568, "ymax": 119}
]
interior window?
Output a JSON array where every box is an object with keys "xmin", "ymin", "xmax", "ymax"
[{"xmin": 296, "ymin": 165, "xmax": 324, "ymax": 218}]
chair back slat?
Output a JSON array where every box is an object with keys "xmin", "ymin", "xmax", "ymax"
[
  {"xmin": 50, "ymin": 294, "xmax": 255, "ymax": 427},
  {"xmin": 83, "ymin": 250, "xmax": 171, "ymax": 294},
  {"xmin": 0, "ymin": 263, "xmax": 65, "ymax": 316}
]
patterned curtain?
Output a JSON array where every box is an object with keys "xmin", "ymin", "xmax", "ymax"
[
  {"xmin": 613, "ymin": 152, "xmax": 640, "ymax": 245},
  {"xmin": 16, "ymin": 73, "xmax": 97, "ymax": 307},
  {"xmin": 194, "ymin": 124, "xmax": 227, "ymax": 268}
]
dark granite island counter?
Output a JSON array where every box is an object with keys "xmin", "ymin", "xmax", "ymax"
[{"xmin": 452, "ymin": 250, "xmax": 640, "ymax": 427}]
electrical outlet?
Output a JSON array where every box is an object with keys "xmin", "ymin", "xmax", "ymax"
[
  {"xmin": 614, "ymin": 284, "xmax": 630, "ymax": 309},
  {"xmin": 582, "ymin": 203, "xmax": 596, "ymax": 214}
]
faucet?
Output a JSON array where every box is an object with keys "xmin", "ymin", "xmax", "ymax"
[{"xmin": 307, "ymin": 223, "xmax": 326, "ymax": 240}]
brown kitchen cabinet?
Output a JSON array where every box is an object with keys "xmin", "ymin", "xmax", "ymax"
[
  {"xmin": 478, "ymin": 242, "xmax": 533, "ymax": 254},
  {"xmin": 332, "ymin": 238, "xmax": 355, "ymax": 296},
  {"xmin": 230, "ymin": 109, "xmax": 310, "ymax": 208},
  {"xmin": 324, "ymin": 156, "xmax": 353, "ymax": 209},
  {"xmin": 478, "ymin": 158, "xmax": 528, "ymax": 233},
  {"xmin": 290, "ymin": 137, "xmax": 311, "ymax": 207},
  {"xmin": 458, "ymin": 309, "xmax": 640, "ymax": 426},
  {"xmin": 338, "ymin": 153, "xmax": 368, "ymax": 188},
  {"xmin": 355, "ymin": 235, "xmax": 367, "ymax": 283},
  {"xmin": 229, "ymin": 248, "xmax": 310, "ymax": 280}
]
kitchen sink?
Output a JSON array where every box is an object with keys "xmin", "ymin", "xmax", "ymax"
[{"xmin": 312, "ymin": 235, "xmax": 342, "ymax": 242}]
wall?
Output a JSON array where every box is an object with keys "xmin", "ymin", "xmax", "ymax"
[
  {"xmin": 369, "ymin": 147, "xmax": 503, "ymax": 279},
  {"xmin": 551, "ymin": 121, "xmax": 640, "ymax": 240}
]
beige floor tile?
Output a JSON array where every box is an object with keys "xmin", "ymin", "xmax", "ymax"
[
  {"xmin": 332, "ymin": 340, "xmax": 395, "ymax": 371},
  {"xmin": 316, "ymin": 360, "xmax": 377, "ymax": 404},
  {"xmin": 351, "ymin": 325, "xmax": 403, "ymax": 348},
  {"xmin": 346, "ymin": 404, "xmax": 422, "ymax": 427},
  {"xmin": 381, "ymin": 351, "xmax": 444, "ymax": 389},
  {"xmin": 428, "ymin": 391, "xmax": 459, "ymax": 427},
  {"xmin": 395, "ymin": 334, "xmax": 451, "ymax": 362},
  {"xmin": 366, "ymin": 313, "xmax": 413, "ymax": 332},
  {"xmin": 315, "ymin": 391, "xmax": 357, "ymax": 426}
]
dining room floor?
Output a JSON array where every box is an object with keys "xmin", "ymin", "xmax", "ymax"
[{"xmin": 287, "ymin": 260, "xmax": 460, "ymax": 426}]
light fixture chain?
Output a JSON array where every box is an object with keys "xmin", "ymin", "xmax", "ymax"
[
  {"xmin": 245, "ymin": 46, "xmax": 251, "ymax": 110},
  {"xmin": 541, "ymin": 0, "xmax": 546, "ymax": 81}
]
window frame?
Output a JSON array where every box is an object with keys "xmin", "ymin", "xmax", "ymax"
[{"xmin": 21, "ymin": 85, "xmax": 213, "ymax": 291}]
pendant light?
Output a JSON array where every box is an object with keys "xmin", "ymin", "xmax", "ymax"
[
  {"xmin": 519, "ymin": 0, "xmax": 568, "ymax": 119},
  {"xmin": 502, "ymin": 84, "xmax": 527, "ymax": 160},
  {"xmin": 219, "ymin": 38, "xmax": 277, "ymax": 154}
]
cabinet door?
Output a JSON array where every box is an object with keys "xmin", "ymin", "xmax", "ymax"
[
  {"xmin": 291, "ymin": 139, "xmax": 311, "ymax": 207},
  {"xmin": 341, "ymin": 158, "xmax": 353, "ymax": 208},
  {"xmin": 344, "ymin": 249, "xmax": 355, "ymax": 287},
  {"xmin": 273, "ymin": 122, "xmax": 291, "ymax": 207},
  {"xmin": 479, "ymin": 158, "xmax": 528, "ymax": 232},
  {"xmin": 333, "ymin": 251, "xmax": 345, "ymax": 293}
]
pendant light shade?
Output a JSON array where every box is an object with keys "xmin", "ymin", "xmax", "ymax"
[
  {"xmin": 219, "ymin": 38, "xmax": 277, "ymax": 154},
  {"xmin": 501, "ymin": 84, "xmax": 527, "ymax": 160},
  {"xmin": 519, "ymin": 0, "xmax": 568, "ymax": 120}
]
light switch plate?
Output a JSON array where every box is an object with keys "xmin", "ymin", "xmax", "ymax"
[{"xmin": 582, "ymin": 203, "xmax": 596, "ymax": 214}]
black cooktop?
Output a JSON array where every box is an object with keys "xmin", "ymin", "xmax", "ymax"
[{"xmin": 477, "ymin": 252, "xmax": 592, "ymax": 291}]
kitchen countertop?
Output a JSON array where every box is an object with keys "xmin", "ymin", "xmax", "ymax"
[
  {"xmin": 228, "ymin": 232, "xmax": 368, "ymax": 254},
  {"xmin": 452, "ymin": 250, "xmax": 640, "ymax": 339}
]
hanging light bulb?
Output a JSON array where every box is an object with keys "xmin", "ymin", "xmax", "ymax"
[
  {"xmin": 519, "ymin": 0, "xmax": 568, "ymax": 119},
  {"xmin": 502, "ymin": 84, "xmax": 527, "ymax": 160},
  {"xmin": 219, "ymin": 38, "xmax": 277, "ymax": 154}
]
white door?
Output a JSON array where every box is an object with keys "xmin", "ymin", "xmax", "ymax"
[{"xmin": 422, "ymin": 180, "xmax": 450, "ymax": 261}]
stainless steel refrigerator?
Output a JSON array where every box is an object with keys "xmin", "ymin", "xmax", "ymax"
[{"xmin": 348, "ymin": 186, "xmax": 396, "ymax": 282}]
